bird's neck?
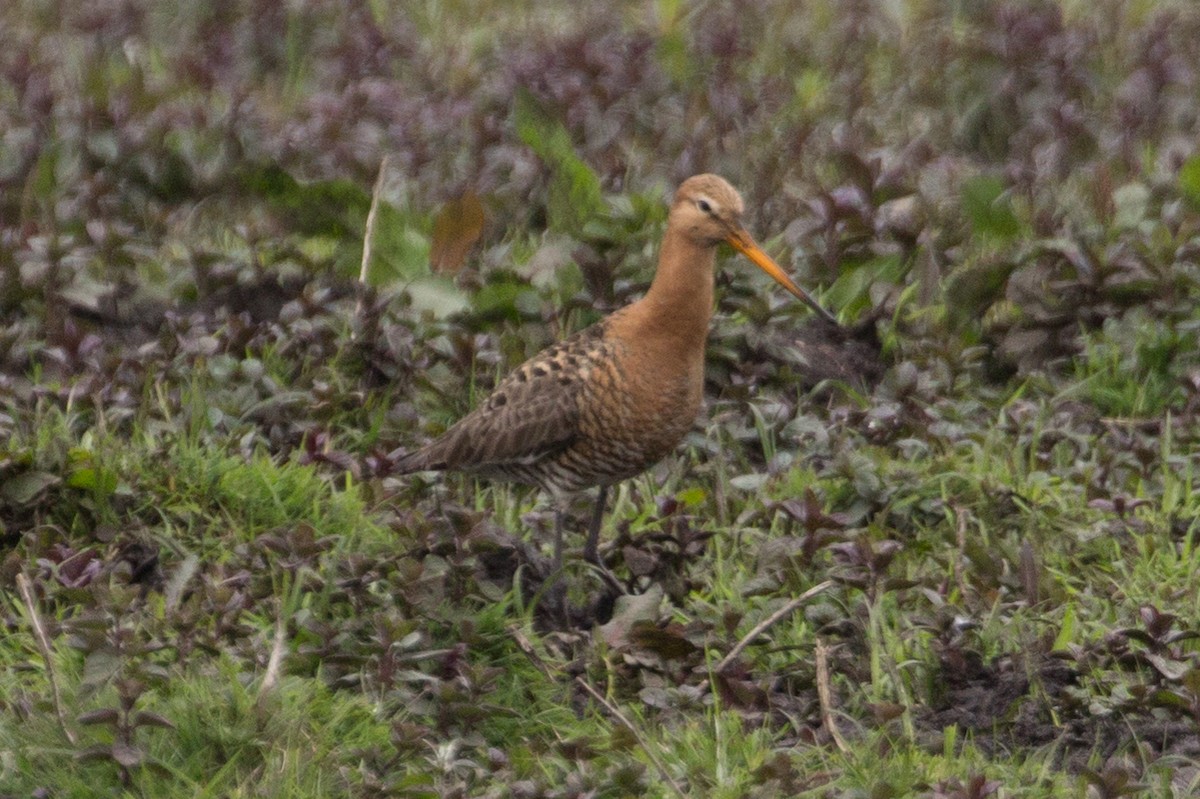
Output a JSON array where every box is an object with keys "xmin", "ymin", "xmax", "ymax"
[{"xmin": 629, "ymin": 227, "xmax": 716, "ymax": 350}]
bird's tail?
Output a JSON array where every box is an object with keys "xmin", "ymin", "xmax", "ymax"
[{"xmin": 388, "ymin": 447, "xmax": 430, "ymax": 474}]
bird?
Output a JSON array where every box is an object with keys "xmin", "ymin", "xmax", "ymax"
[{"xmin": 392, "ymin": 174, "xmax": 836, "ymax": 582}]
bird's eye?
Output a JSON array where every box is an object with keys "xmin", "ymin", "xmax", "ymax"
[{"xmin": 697, "ymin": 199, "xmax": 713, "ymax": 214}]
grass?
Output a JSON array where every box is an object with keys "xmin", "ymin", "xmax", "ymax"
[
  {"xmin": 8, "ymin": 351, "xmax": 1200, "ymax": 795},
  {"xmin": 3, "ymin": 417, "xmax": 1199, "ymax": 795},
  {"xmin": 0, "ymin": 658, "xmax": 395, "ymax": 797}
]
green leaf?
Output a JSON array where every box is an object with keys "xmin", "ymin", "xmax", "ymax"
[
  {"xmin": 1148, "ymin": 689, "xmax": 1190, "ymax": 710},
  {"xmin": 1145, "ymin": 652, "xmax": 1190, "ymax": 681},
  {"xmin": 1112, "ymin": 183, "xmax": 1149, "ymax": 229},
  {"xmin": 28, "ymin": 144, "xmax": 59, "ymax": 203},
  {"xmin": 730, "ymin": 473, "xmax": 769, "ymax": 491},
  {"xmin": 1051, "ymin": 603, "xmax": 1076, "ymax": 650},
  {"xmin": 132, "ymin": 710, "xmax": 177, "ymax": 730},
  {"xmin": 76, "ymin": 744, "xmax": 118, "ymax": 764},
  {"xmin": 961, "ymin": 175, "xmax": 1021, "ymax": 240},
  {"xmin": 0, "ymin": 471, "xmax": 60, "ymax": 505},
  {"xmin": 77, "ymin": 708, "xmax": 121, "ymax": 726},
  {"xmin": 825, "ymin": 254, "xmax": 906, "ymax": 317},
  {"xmin": 240, "ymin": 164, "xmax": 370, "ymax": 238},
  {"xmin": 944, "ymin": 254, "xmax": 1018, "ymax": 328},
  {"xmin": 792, "ymin": 68, "xmax": 832, "ymax": 114},
  {"xmin": 164, "ymin": 554, "xmax": 200, "ymax": 612},
  {"xmin": 81, "ymin": 648, "xmax": 124, "ymax": 694},
  {"xmin": 1179, "ymin": 154, "xmax": 1200, "ymax": 209},
  {"xmin": 369, "ymin": 202, "xmax": 432, "ymax": 285},
  {"xmin": 653, "ymin": 0, "xmax": 691, "ymax": 80},
  {"xmin": 514, "ymin": 89, "xmax": 603, "ymax": 237},
  {"xmin": 66, "ymin": 466, "xmax": 119, "ymax": 494},
  {"xmin": 111, "ymin": 742, "xmax": 145, "ymax": 768},
  {"xmin": 471, "ymin": 280, "xmax": 537, "ymax": 323},
  {"xmin": 405, "ymin": 276, "xmax": 470, "ymax": 319},
  {"xmin": 1184, "ymin": 667, "xmax": 1200, "ymax": 696}
]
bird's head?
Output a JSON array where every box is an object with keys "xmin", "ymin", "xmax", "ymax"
[
  {"xmin": 670, "ymin": 174, "xmax": 748, "ymax": 247},
  {"xmin": 670, "ymin": 174, "xmax": 837, "ymax": 324}
]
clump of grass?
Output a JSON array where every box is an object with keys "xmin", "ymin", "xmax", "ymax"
[{"xmin": 0, "ymin": 657, "xmax": 393, "ymax": 797}]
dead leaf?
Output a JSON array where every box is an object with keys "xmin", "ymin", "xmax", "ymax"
[
  {"xmin": 598, "ymin": 584, "xmax": 664, "ymax": 649},
  {"xmin": 628, "ymin": 623, "xmax": 697, "ymax": 660},
  {"xmin": 430, "ymin": 192, "xmax": 484, "ymax": 274}
]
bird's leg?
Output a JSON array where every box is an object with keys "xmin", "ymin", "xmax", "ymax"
[
  {"xmin": 583, "ymin": 485, "xmax": 608, "ymax": 566},
  {"xmin": 547, "ymin": 505, "xmax": 570, "ymax": 624},
  {"xmin": 583, "ymin": 485, "xmax": 624, "ymax": 594},
  {"xmin": 553, "ymin": 506, "xmax": 565, "ymax": 575}
]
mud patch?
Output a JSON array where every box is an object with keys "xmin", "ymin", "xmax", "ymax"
[
  {"xmin": 918, "ymin": 651, "xmax": 1200, "ymax": 770},
  {"xmin": 790, "ymin": 312, "xmax": 887, "ymax": 392}
]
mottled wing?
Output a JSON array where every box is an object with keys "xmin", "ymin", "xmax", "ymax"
[{"xmin": 395, "ymin": 323, "xmax": 608, "ymax": 478}]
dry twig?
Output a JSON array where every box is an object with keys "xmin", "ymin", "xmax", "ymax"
[
  {"xmin": 258, "ymin": 615, "xmax": 288, "ymax": 700},
  {"xmin": 953, "ymin": 504, "xmax": 969, "ymax": 600},
  {"xmin": 815, "ymin": 637, "xmax": 849, "ymax": 753},
  {"xmin": 716, "ymin": 580, "xmax": 834, "ymax": 673},
  {"xmin": 16, "ymin": 573, "xmax": 77, "ymax": 744},
  {"xmin": 353, "ymin": 154, "xmax": 392, "ymax": 339},
  {"xmin": 359, "ymin": 154, "xmax": 392, "ymax": 286}
]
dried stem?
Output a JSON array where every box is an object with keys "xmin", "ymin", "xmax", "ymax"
[
  {"xmin": 258, "ymin": 615, "xmax": 288, "ymax": 700},
  {"xmin": 815, "ymin": 637, "xmax": 849, "ymax": 753},
  {"xmin": 353, "ymin": 154, "xmax": 392, "ymax": 339},
  {"xmin": 571, "ymin": 676, "xmax": 688, "ymax": 799},
  {"xmin": 359, "ymin": 154, "xmax": 392, "ymax": 286},
  {"xmin": 953, "ymin": 504, "xmax": 968, "ymax": 600},
  {"xmin": 716, "ymin": 580, "xmax": 833, "ymax": 673},
  {"xmin": 16, "ymin": 573, "xmax": 77, "ymax": 745}
]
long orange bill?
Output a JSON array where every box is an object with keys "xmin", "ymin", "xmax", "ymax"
[{"xmin": 726, "ymin": 229, "xmax": 838, "ymax": 324}]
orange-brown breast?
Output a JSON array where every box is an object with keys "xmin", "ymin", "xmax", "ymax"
[{"xmin": 565, "ymin": 312, "xmax": 706, "ymax": 490}]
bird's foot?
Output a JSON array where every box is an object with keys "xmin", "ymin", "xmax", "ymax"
[{"xmin": 583, "ymin": 558, "xmax": 626, "ymax": 596}]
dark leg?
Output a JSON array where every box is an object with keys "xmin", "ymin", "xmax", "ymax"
[
  {"xmin": 553, "ymin": 506, "xmax": 565, "ymax": 574},
  {"xmin": 583, "ymin": 485, "xmax": 608, "ymax": 565},
  {"xmin": 583, "ymin": 485, "xmax": 624, "ymax": 594},
  {"xmin": 548, "ymin": 505, "xmax": 568, "ymax": 623}
]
